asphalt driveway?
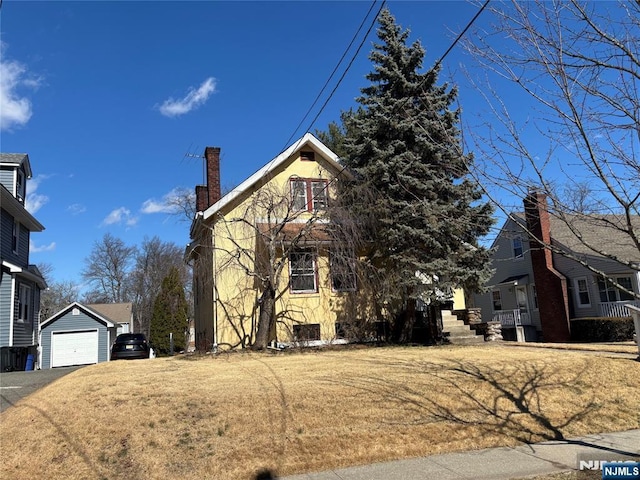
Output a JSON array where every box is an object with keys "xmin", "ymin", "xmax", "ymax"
[{"xmin": 0, "ymin": 366, "xmax": 83, "ymax": 413}]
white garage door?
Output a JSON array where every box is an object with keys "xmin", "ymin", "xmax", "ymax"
[{"xmin": 51, "ymin": 330, "xmax": 99, "ymax": 368}]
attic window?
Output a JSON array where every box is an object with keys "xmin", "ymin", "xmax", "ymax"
[
  {"xmin": 300, "ymin": 151, "xmax": 315, "ymax": 161},
  {"xmin": 72, "ymin": 308, "xmax": 80, "ymax": 316}
]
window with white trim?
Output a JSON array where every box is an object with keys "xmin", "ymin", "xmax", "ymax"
[
  {"xmin": 598, "ymin": 276, "xmax": 635, "ymax": 302},
  {"xmin": 289, "ymin": 249, "xmax": 318, "ymax": 293},
  {"xmin": 17, "ymin": 283, "xmax": 32, "ymax": 323},
  {"xmin": 574, "ymin": 277, "xmax": 591, "ymax": 307},
  {"xmin": 512, "ymin": 237, "xmax": 524, "ymax": 260},
  {"xmin": 492, "ymin": 290, "xmax": 502, "ymax": 311},
  {"xmin": 290, "ymin": 179, "xmax": 328, "ymax": 212}
]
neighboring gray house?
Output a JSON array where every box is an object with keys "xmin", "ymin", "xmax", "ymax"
[
  {"xmin": 0, "ymin": 153, "xmax": 47, "ymax": 371},
  {"xmin": 39, "ymin": 302, "xmax": 133, "ymax": 369},
  {"xmin": 474, "ymin": 191, "xmax": 640, "ymax": 342}
]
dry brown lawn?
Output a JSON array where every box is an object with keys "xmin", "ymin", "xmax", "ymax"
[{"xmin": 1, "ymin": 344, "xmax": 639, "ymax": 480}]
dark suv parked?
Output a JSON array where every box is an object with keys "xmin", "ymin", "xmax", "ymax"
[{"xmin": 111, "ymin": 333, "xmax": 150, "ymax": 360}]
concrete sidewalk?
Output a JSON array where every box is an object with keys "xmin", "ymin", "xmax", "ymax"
[{"xmin": 283, "ymin": 429, "xmax": 640, "ymax": 480}]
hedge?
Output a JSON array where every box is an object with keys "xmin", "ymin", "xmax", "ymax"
[{"xmin": 570, "ymin": 317, "xmax": 636, "ymax": 342}]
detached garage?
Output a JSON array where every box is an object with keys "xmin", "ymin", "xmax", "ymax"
[{"xmin": 40, "ymin": 302, "xmax": 115, "ymax": 369}]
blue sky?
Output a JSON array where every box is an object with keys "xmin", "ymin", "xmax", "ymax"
[{"xmin": 1, "ymin": 0, "xmax": 491, "ymax": 285}]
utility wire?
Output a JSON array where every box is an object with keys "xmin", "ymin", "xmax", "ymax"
[
  {"xmin": 283, "ymin": 0, "xmax": 383, "ymax": 148},
  {"xmin": 308, "ymin": 0, "xmax": 491, "ymax": 205}
]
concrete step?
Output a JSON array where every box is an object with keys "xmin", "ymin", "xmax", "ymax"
[
  {"xmin": 444, "ymin": 325, "xmax": 476, "ymax": 335},
  {"xmin": 446, "ymin": 334, "xmax": 485, "ymax": 345}
]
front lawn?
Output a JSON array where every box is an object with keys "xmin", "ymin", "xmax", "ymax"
[{"xmin": 1, "ymin": 344, "xmax": 638, "ymax": 479}]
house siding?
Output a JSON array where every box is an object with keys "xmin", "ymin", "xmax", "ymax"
[
  {"xmin": 553, "ymin": 252, "xmax": 640, "ymax": 318},
  {"xmin": 0, "ymin": 167, "xmax": 15, "ymax": 192},
  {"xmin": 40, "ymin": 310, "xmax": 111, "ymax": 369},
  {"xmin": 473, "ymin": 217, "xmax": 542, "ymax": 331},
  {"xmin": 11, "ymin": 277, "xmax": 38, "ymax": 347},
  {"xmin": 0, "ymin": 270, "xmax": 12, "ymax": 346},
  {"xmin": 193, "ymin": 139, "xmax": 376, "ymax": 350}
]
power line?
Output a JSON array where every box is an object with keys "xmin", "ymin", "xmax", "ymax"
[{"xmin": 283, "ymin": 0, "xmax": 383, "ymax": 148}]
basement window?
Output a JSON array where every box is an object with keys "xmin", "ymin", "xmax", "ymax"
[{"xmin": 293, "ymin": 323, "xmax": 320, "ymax": 341}]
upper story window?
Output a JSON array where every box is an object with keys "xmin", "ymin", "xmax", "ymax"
[
  {"xmin": 574, "ymin": 277, "xmax": 591, "ymax": 308},
  {"xmin": 289, "ymin": 248, "xmax": 318, "ymax": 293},
  {"xmin": 291, "ymin": 179, "xmax": 328, "ymax": 212},
  {"xmin": 12, "ymin": 219, "xmax": 20, "ymax": 253},
  {"xmin": 16, "ymin": 170, "xmax": 26, "ymax": 202},
  {"xmin": 512, "ymin": 237, "xmax": 524, "ymax": 260},
  {"xmin": 598, "ymin": 276, "xmax": 635, "ymax": 302},
  {"xmin": 17, "ymin": 283, "xmax": 32, "ymax": 323}
]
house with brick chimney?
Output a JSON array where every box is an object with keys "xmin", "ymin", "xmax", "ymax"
[
  {"xmin": 186, "ymin": 133, "xmax": 364, "ymax": 350},
  {"xmin": 473, "ymin": 191, "xmax": 640, "ymax": 342}
]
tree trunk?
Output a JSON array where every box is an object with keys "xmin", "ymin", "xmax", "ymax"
[
  {"xmin": 392, "ymin": 297, "xmax": 416, "ymax": 343},
  {"xmin": 253, "ymin": 284, "xmax": 276, "ymax": 350}
]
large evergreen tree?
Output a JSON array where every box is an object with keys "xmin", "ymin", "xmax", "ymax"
[
  {"xmin": 337, "ymin": 9, "xmax": 494, "ymax": 341},
  {"xmin": 150, "ymin": 266, "xmax": 189, "ymax": 355}
]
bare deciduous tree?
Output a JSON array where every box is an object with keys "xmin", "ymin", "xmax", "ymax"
[
  {"xmin": 82, "ymin": 233, "xmax": 137, "ymax": 303},
  {"xmin": 464, "ymin": 0, "xmax": 639, "ymax": 296},
  {"xmin": 129, "ymin": 236, "xmax": 190, "ymax": 337}
]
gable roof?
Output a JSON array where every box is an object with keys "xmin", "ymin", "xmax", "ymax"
[
  {"xmin": 549, "ymin": 214, "xmax": 640, "ymax": 262},
  {"xmin": 499, "ymin": 211, "xmax": 639, "ymax": 262},
  {"xmin": 86, "ymin": 303, "xmax": 133, "ymax": 325},
  {"xmin": 1, "ymin": 185, "xmax": 45, "ymax": 231},
  {"xmin": 200, "ymin": 133, "xmax": 345, "ymax": 222},
  {"xmin": 0, "ymin": 153, "xmax": 32, "ymax": 178},
  {"xmin": 40, "ymin": 302, "xmax": 116, "ymax": 329}
]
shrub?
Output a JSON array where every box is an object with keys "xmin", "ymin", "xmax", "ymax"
[{"xmin": 570, "ymin": 317, "xmax": 635, "ymax": 342}]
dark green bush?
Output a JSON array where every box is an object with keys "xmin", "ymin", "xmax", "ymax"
[{"xmin": 570, "ymin": 317, "xmax": 635, "ymax": 342}]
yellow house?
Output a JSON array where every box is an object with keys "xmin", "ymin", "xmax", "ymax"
[
  {"xmin": 187, "ymin": 133, "xmax": 363, "ymax": 350},
  {"xmin": 187, "ymin": 133, "xmax": 473, "ymax": 351}
]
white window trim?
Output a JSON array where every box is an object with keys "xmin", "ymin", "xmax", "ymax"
[
  {"xmin": 290, "ymin": 178, "xmax": 328, "ymax": 213},
  {"xmin": 573, "ymin": 276, "xmax": 591, "ymax": 308},
  {"xmin": 289, "ymin": 249, "xmax": 318, "ymax": 293}
]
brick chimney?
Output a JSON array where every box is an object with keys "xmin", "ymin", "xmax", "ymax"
[
  {"xmin": 194, "ymin": 147, "xmax": 222, "ymax": 212},
  {"xmin": 524, "ymin": 189, "xmax": 572, "ymax": 342}
]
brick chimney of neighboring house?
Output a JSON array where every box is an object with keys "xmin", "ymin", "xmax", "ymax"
[
  {"xmin": 195, "ymin": 147, "xmax": 222, "ymax": 212},
  {"xmin": 524, "ymin": 189, "xmax": 572, "ymax": 342}
]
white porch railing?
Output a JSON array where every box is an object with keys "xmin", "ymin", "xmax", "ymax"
[
  {"xmin": 492, "ymin": 309, "xmax": 532, "ymax": 327},
  {"xmin": 599, "ymin": 300, "xmax": 640, "ymax": 317}
]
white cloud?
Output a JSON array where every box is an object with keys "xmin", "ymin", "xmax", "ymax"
[
  {"xmin": 67, "ymin": 203, "xmax": 87, "ymax": 215},
  {"xmin": 25, "ymin": 174, "xmax": 50, "ymax": 214},
  {"xmin": 0, "ymin": 42, "xmax": 42, "ymax": 131},
  {"xmin": 158, "ymin": 77, "xmax": 216, "ymax": 117},
  {"xmin": 30, "ymin": 241, "xmax": 56, "ymax": 253},
  {"xmin": 102, "ymin": 207, "xmax": 138, "ymax": 227},
  {"xmin": 140, "ymin": 188, "xmax": 192, "ymax": 214}
]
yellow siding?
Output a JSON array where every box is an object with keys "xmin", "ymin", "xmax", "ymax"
[{"xmin": 211, "ymin": 150, "xmax": 347, "ymax": 348}]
